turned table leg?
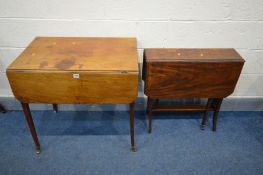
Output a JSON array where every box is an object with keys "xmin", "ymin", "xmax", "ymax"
[
  {"xmin": 147, "ymin": 97, "xmax": 155, "ymax": 133},
  {"xmin": 21, "ymin": 102, "xmax": 41, "ymax": 154},
  {"xmin": 200, "ymin": 98, "xmax": 213, "ymax": 130},
  {"xmin": 52, "ymin": 104, "xmax": 58, "ymax": 113},
  {"xmin": 146, "ymin": 97, "xmax": 150, "ymax": 114},
  {"xmin": 129, "ymin": 101, "xmax": 136, "ymax": 152},
  {"xmin": 212, "ymin": 98, "xmax": 223, "ymax": 131}
]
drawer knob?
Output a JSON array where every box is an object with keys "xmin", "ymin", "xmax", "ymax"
[{"xmin": 177, "ymin": 53, "xmax": 181, "ymax": 56}]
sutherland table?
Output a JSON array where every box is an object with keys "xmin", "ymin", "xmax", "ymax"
[
  {"xmin": 7, "ymin": 37, "xmax": 139, "ymax": 153},
  {"xmin": 143, "ymin": 49, "xmax": 244, "ymax": 133}
]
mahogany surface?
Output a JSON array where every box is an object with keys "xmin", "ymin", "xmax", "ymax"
[
  {"xmin": 143, "ymin": 48, "xmax": 244, "ymax": 132},
  {"xmin": 143, "ymin": 49, "xmax": 244, "ymax": 98}
]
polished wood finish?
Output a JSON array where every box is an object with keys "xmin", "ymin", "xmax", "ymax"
[
  {"xmin": 8, "ymin": 37, "xmax": 138, "ymax": 71},
  {"xmin": 21, "ymin": 103, "xmax": 41, "ymax": 154},
  {"xmin": 7, "ymin": 37, "xmax": 139, "ymax": 152},
  {"xmin": 212, "ymin": 98, "xmax": 223, "ymax": 131},
  {"xmin": 144, "ymin": 62, "xmax": 243, "ymax": 98},
  {"xmin": 143, "ymin": 49, "xmax": 244, "ymax": 98},
  {"xmin": 200, "ymin": 98, "xmax": 213, "ymax": 130},
  {"xmin": 147, "ymin": 98, "xmax": 222, "ymax": 133},
  {"xmin": 147, "ymin": 98, "xmax": 154, "ymax": 133},
  {"xmin": 143, "ymin": 49, "xmax": 244, "ymax": 132},
  {"xmin": 7, "ymin": 71, "xmax": 138, "ymax": 104},
  {"xmin": 144, "ymin": 48, "xmax": 244, "ymax": 62},
  {"xmin": 129, "ymin": 101, "xmax": 136, "ymax": 151},
  {"xmin": 7, "ymin": 37, "xmax": 138, "ymax": 104}
]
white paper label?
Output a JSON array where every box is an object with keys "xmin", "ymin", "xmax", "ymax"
[{"xmin": 73, "ymin": 74, "xmax": 80, "ymax": 78}]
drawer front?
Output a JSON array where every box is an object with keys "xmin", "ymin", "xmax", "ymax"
[
  {"xmin": 144, "ymin": 62, "xmax": 244, "ymax": 98},
  {"xmin": 7, "ymin": 71, "xmax": 138, "ymax": 104}
]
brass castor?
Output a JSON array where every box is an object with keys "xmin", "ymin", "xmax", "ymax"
[
  {"xmin": 35, "ymin": 147, "xmax": 41, "ymax": 154},
  {"xmin": 131, "ymin": 146, "xmax": 137, "ymax": 152},
  {"xmin": 200, "ymin": 124, "xmax": 206, "ymax": 130}
]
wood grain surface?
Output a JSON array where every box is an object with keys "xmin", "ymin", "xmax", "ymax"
[
  {"xmin": 143, "ymin": 49, "xmax": 244, "ymax": 98},
  {"xmin": 7, "ymin": 71, "xmax": 138, "ymax": 104},
  {"xmin": 8, "ymin": 37, "xmax": 138, "ymax": 72},
  {"xmin": 144, "ymin": 48, "xmax": 244, "ymax": 62},
  {"xmin": 7, "ymin": 37, "xmax": 139, "ymax": 104}
]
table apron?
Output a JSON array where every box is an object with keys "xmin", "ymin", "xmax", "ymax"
[{"xmin": 7, "ymin": 71, "xmax": 138, "ymax": 104}]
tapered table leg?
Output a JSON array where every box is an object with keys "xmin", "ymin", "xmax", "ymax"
[
  {"xmin": 129, "ymin": 101, "xmax": 136, "ymax": 152},
  {"xmin": 21, "ymin": 102, "xmax": 41, "ymax": 154},
  {"xmin": 212, "ymin": 98, "xmax": 223, "ymax": 131},
  {"xmin": 200, "ymin": 98, "xmax": 213, "ymax": 130},
  {"xmin": 147, "ymin": 98, "xmax": 155, "ymax": 133},
  {"xmin": 52, "ymin": 104, "xmax": 58, "ymax": 113}
]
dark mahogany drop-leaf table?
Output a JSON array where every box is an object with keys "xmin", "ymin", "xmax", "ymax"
[{"xmin": 142, "ymin": 48, "xmax": 244, "ymax": 133}]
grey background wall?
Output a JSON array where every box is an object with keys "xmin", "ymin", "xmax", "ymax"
[{"xmin": 0, "ymin": 0, "xmax": 263, "ymax": 110}]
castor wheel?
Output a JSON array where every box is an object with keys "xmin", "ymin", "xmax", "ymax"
[{"xmin": 35, "ymin": 147, "xmax": 41, "ymax": 154}]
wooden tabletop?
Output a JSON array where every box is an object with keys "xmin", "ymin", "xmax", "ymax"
[
  {"xmin": 8, "ymin": 37, "xmax": 138, "ymax": 72},
  {"xmin": 144, "ymin": 48, "xmax": 245, "ymax": 62}
]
